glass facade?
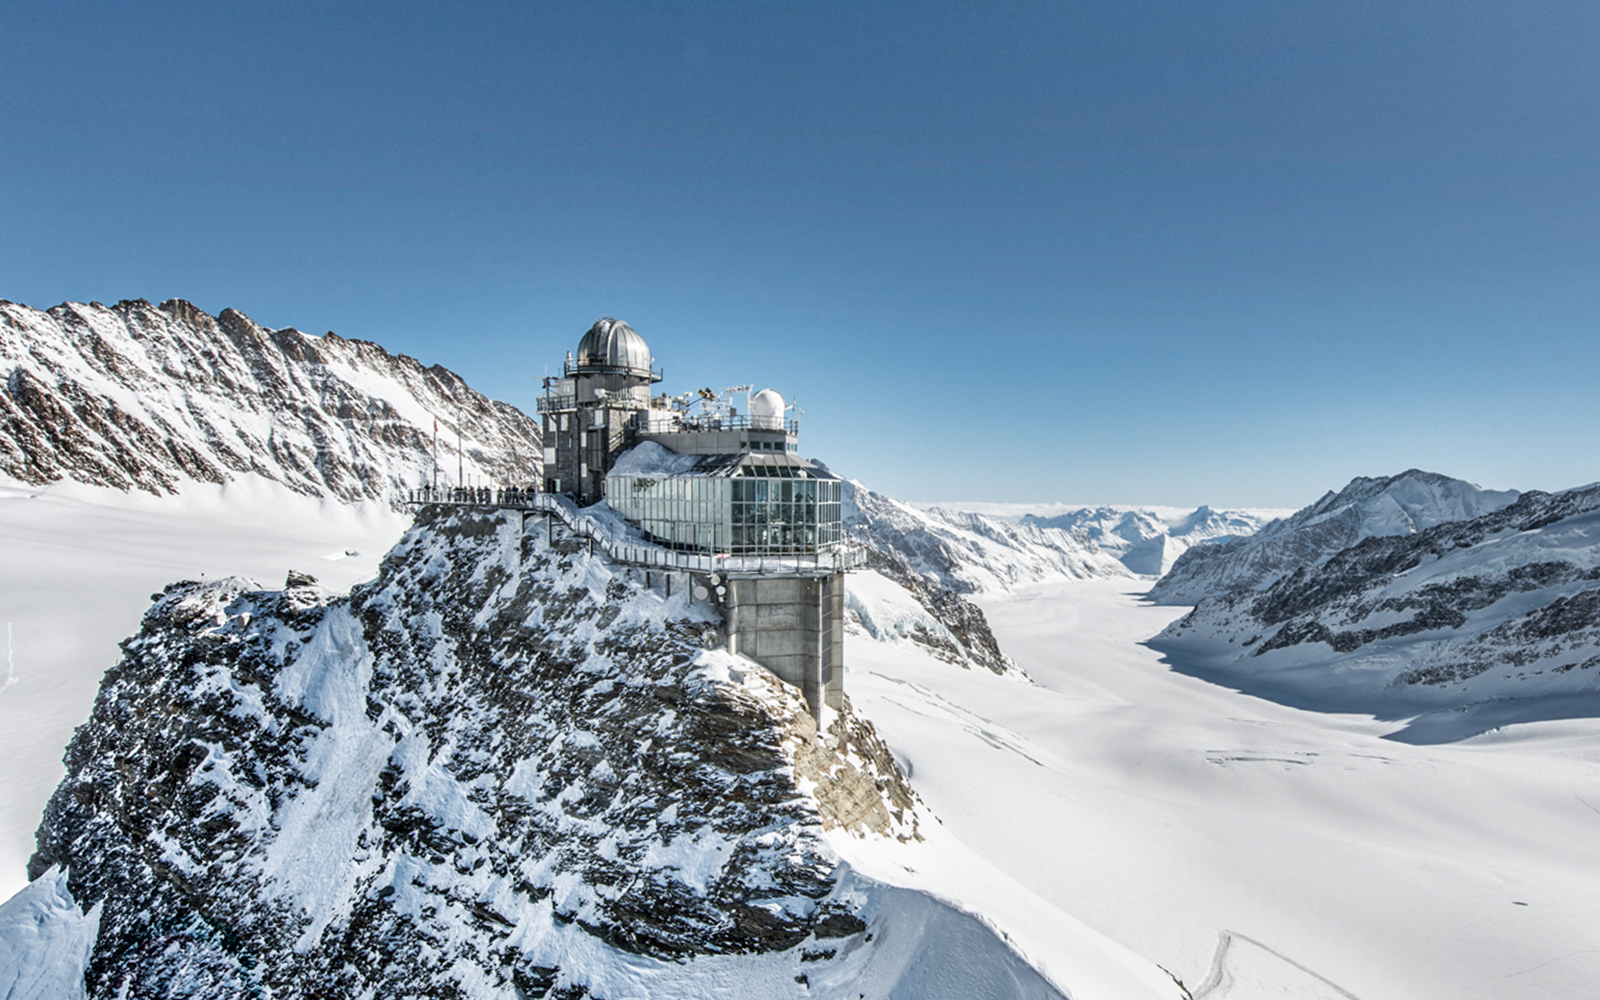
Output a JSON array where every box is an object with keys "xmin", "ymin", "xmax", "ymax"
[{"xmin": 607, "ymin": 461, "xmax": 844, "ymax": 555}]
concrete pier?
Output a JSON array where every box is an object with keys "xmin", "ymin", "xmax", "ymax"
[{"xmin": 723, "ymin": 573, "xmax": 845, "ymax": 723}]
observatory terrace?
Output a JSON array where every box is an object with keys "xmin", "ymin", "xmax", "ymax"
[{"xmin": 403, "ymin": 486, "xmax": 865, "ymax": 578}]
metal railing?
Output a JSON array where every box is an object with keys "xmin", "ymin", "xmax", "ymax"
[{"xmin": 403, "ymin": 487, "xmax": 865, "ymax": 576}]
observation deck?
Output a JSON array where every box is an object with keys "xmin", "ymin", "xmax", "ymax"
[{"xmin": 403, "ymin": 487, "xmax": 865, "ymax": 577}]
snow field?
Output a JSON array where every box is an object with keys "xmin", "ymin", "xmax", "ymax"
[{"xmin": 844, "ymin": 578, "xmax": 1600, "ymax": 1000}]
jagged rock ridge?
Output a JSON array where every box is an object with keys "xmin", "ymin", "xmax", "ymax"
[
  {"xmin": 844, "ymin": 481, "xmax": 1130, "ymax": 596},
  {"xmin": 1152, "ymin": 483, "xmax": 1600, "ymax": 738},
  {"xmin": 1, "ymin": 298, "xmax": 540, "ymax": 502},
  {"xmin": 1148, "ymin": 470, "xmax": 1520, "ymax": 605},
  {"xmin": 26, "ymin": 507, "xmax": 945, "ymax": 998}
]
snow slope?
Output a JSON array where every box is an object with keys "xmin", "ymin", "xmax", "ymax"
[
  {"xmin": 0, "ymin": 474, "xmax": 411, "ymax": 903},
  {"xmin": 1, "ymin": 297, "xmax": 540, "ymax": 501},
  {"xmin": 0, "ymin": 866, "xmax": 100, "ymax": 1000},
  {"xmin": 845, "ymin": 578, "xmax": 1600, "ymax": 1000},
  {"xmin": 1149, "ymin": 470, "xmax": 1520, "ymax": 604},
  {"xmin": 1151, "ymin": 483, "xmax": 1600, "ymax": 740}
]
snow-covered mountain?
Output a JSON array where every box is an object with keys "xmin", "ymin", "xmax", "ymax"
[
  {"xmin": 12, "ymin": 506, "xmax": 1176, "ymax": 999},
  {"xmin": 1019, "ymin": 505, "xmax": 1275, "ymax": 577},
  {"xmin": 1148, "ymin": 470, "xmax": 1520, "ymax": 604},
  {"xmin": 1151, "ymin": 483, "xmax": 1600, "ymax": 740},
  {"xmin": 845, "ymin": 482, "xmax": 1132, "ymax": 595},
  {"xmin": 1, "ymin": 298, "xmax": 540, "ymax": 502}
]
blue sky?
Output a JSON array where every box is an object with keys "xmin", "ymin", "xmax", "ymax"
[{"xmin": 3, "ymin": 2, "xmax": 1596, "ymax": 507}]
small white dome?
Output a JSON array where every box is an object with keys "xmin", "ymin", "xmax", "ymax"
[{"xmin": 749, "ymin": 389, "xmax": 785, "ymax": 429}]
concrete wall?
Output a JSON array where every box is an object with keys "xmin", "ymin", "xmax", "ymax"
[{"xmin": 724, "ymin": 572, "xmax": 845, "ymax": 723}]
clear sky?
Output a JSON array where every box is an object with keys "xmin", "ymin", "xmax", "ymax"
[{"xmin": 3, "ymin": 2, "xmax": 1596, "ymax": 508}]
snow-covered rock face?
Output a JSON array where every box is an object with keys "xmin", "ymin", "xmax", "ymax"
[
  {"xmin": 1148, "ymin": 470, "xmax": 1520, "ymax": 605},
  {"xmin": 1020, "ymin": 506, "xmax": 1274, "ymax": 577},
  {"xmin": 0, "ymin": 298, "xmax": 540, "ymax": 502},
  {"xmin": 26, "ymin": 507, "xmax": 931, "ymax": 998},
  {"xmin": 1151, "ymin": 485, "xmax": 1600, "ymax": 740},
  {"xmin": 844, "ymin": 482, "xmax": 1130, "ymax": 596}
]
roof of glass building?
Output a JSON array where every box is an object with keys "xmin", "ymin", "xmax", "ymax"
[{"xmin": 608, "ymin": 442, "xmax": 838, "ymax": 481}]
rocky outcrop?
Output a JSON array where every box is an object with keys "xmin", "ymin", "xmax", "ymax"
[
  {"xmin": 1, "ymin": 298, "xmax": 539, "ymax": 502},
  {"xmin": 1149, "ymin": 470, "xmax": 1519, "ymax": 605},
  {"xmin": 860, "ymin": 548, "xmax": 1014, "ymax": 675},
  {"xmin": 28, "ymin": 507, "xmax": 923, "ymax": 998}
]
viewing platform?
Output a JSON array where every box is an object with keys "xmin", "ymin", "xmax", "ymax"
[{"xmin": 403, "ymin": 487, "xmax": 866, "ymax": 577}]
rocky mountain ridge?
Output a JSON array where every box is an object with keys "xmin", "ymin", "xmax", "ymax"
[
  {"xmin": 1, "ymin": 297, "xmax": 540, "ymax": 503},
  {"xmin": 844, "ymin": 482, "xmax": 1132, "ymax": 596},
  {"xmin": 1152, "ymin": 482, "xmax": 1600, "ymax": 740},
  {"xmin": 1148, "ymin": 470, "xmax": 1520, "ymax": 604},
  {"xmin": 1020, "ymin": 505, "xmax": 1274, "ymax": 577}
]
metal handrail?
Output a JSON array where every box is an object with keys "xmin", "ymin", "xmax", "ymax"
[{"xmin": 403, "ymin": 487, "xmax": 865, "ymax": 576}]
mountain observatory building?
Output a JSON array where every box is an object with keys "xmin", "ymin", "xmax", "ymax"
[{"xmin": 535, "ymin": 317, "xmax": 857, "ymax": 720}]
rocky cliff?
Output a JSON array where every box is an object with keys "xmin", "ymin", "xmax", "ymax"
[{"xmin": 1, "ymin": 298, "xmax": 540, "ymax": 502}]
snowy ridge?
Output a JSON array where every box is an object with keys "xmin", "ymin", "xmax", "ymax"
[
  {"xmin": 13, "ymin": 506, "xmax": 1176, "ymax": 998},
  {"xmin": 1148, "ymin": 470, "xmax": 1520, "ymax": 604},
  {"xmin": 1018, "ymin": 506, "xmax": 1279, "ymax": 577},
  {"xmin": 0, "ymin": 297, "xmax": 540, "ymax": 503},
  {"xmin": 845, "ymin": 482, "xmax": 1131, "ymax": 595},
  {"xmin": 1152, "ymin": 483, "xmax": 1600, "ymax": 740}
]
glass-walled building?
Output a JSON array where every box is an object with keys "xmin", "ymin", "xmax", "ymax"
[{"xmin": 607, "ymin": 452, "xmax": 844, "ymax": 556}]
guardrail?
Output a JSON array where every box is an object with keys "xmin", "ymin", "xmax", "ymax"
[{"xmin": 403, "ymin": 488, "xmax": 865, "ymax": 576}]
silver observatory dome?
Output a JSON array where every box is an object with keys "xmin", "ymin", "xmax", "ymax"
[{"xmin": 574, "ymin": 317, "xmax": 654, "ymax": 377}]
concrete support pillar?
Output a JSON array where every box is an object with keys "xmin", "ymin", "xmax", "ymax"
[{"xmin": 724, "ymin": 572, "xmax": 845, "ymax": 724}]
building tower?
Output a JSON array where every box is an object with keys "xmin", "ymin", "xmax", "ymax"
[{"xmin": 539, "ymin": 318, "xmax": 661, "ymax": 504}]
